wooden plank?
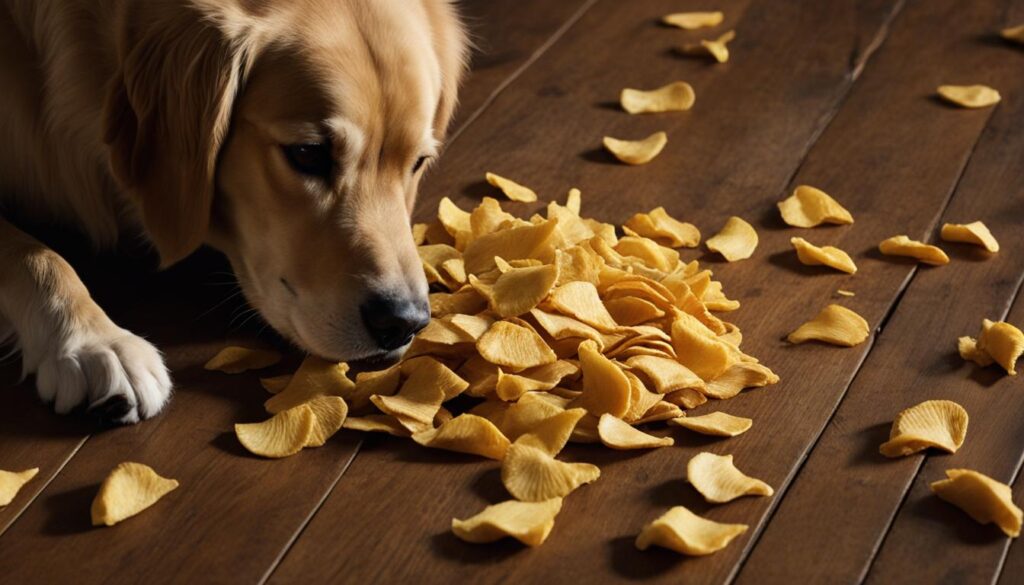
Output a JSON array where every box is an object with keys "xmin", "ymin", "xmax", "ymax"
[{"xmin": 267, "ymin": 0, "xmax": 930, "ymax": 582}]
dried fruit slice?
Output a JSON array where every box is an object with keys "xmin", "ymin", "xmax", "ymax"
[
  {"xmin": 661, "ymin": 11, "xmax": 724, "ymax": 29},
  {"xmin": 516, "ymin": 408, "xmax": 588, "ymax": 456},
  {"xmin": 959, "ymin": 319, "xmax": 1024, "ymax": 375},
  {"xmin": 371, "ymin": 358, "xmax": 466, "ymax": 432},
  {"xmin": 706, "ymin": 217, "xmax": 758, "ymax": 262},
  {"xmin": 203, "ymin": 346, "xmax": 281, "ymax": 374},
  {"xmin": 777, "ymin": 185, "xmax": 854, "ymax": 228},
  {"xmin": 486, "ymin": 172, "xmax": 538, "ymax": 203},
  {"xmin": 878, "ymin": 235, "xmax": 949, "ymax": 266},
  {"xmin": 236, "ymin": 405, "xmax": 316, "ymax": 458},
  {"xmin": 501, "ymin": 395, "xmax": 573, "ymax": 444},
  {"xmin": 265, "ymin": 356, "xmax": 353, "ymax": 414},
  {"xmin": 940, "ymin": 221, "xmax": 999, "ymax": 253},
  {"xmin": 670, "ymin": 412, "xmax": 752, "ymax": 437},
  {"xmin": 603, "ymin": 132, "xmax": 668, "ymax": 165},
  {"xmin": 548, "ymin": 281, "xmax": 620, "ymax": 331},
  {"xmin": 477, "ymin": 320, "xmax": 557, "ymax": 371},
  {"xmin": 452, "ymin": 498, "xmax": 563, "ymax": 547},
  {"xmin": 90, "ymin": 462, "xmax": 179, "ymax": 527},
  {"xmin": 489, "ymin": 262, "xmax": 559, "ymax": 317},
  {"xmin": 304, "ymin": 395, "xmax": 349, "ymax": 448},
  {"xmin": 605, "ymin": 296, "xmax": 665, "ymax": 326},
  {"xmin": 0, "ymin": 468, "xmax": 39, "ymax": 507},
  {"xmin": 412, "ymin": 414, "xmax": 510, "ymax": 460},
  {"xmin": 462, "ymin": 219, "xmax": 558, "ymax": 274},
  {"xmin": 791, "ymin": 237, "xmax": 858, "ymax": 274},
  {"xmin": 635, "ymin": 506, "xmax": 748, "ymax": 556},
  {"xmin": 879, "ymin": 400, "xmax": 968, "ymax": 458},
  {"xmin": 597, "ymin": 414, "xmax": 674, "ymax": 449},
  {"xmin": 260, "ymin": 375, "xmax": 292, "ymax": 394},
  {"xmin": 787, "ymin": 304, "xmax": 869, "ymax": 347},
  {"xmin": 495, "ymin": 360, "xmax": 579, "ymax": 401},
  {"xmin": 1003, "ymin": 24, "xmax": 1024, "ymax": 44},
  {"xmin": 624, "ymin": 207, "xmax": 700, "ymax": 248},
  {"xmin": 704, "ymin": 362, "xmax": 779, "ymax": 400},
  {"xmin": 625, "ymin": 354, "xmax": 705, "ymax": 394},
  {"xmin": 573, "ymin": 339, "xmax": 631, "ymax": 417},
  {"xmin": 342, "ymin": 415, "xmax": 410, "ymax": 437},
  {"xmin": 680, "ymin": 30, "xmax": 736, "ymax": 63},
  {"xmin": 931, "ymin": 469, "xmax": 1022, "ymax": 537},
  {"xmin": 620, "ymin": 82, "xmax": 696, "ymax": 114},
  {"xmin": 670, "ymin": 314, "xmax": 735, "ymax": 380},
  {"xmin": 502, "ymin": 442, "xmax": 600, "ymax": 501},
  {"xmin": 687, "ymin": 452, "xmax": 774, "ymax": 503},
  {"xmin": 937, "ymin": 85, "xmax": 1001, "ymax": 108}
]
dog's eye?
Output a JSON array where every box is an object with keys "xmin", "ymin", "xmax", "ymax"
[
  {"xmin": 412, "ymin": 155, "xmax": 431, "ymax": 174},
  {"xmin": 282, "ymin": 143, "xmax": 332, "ymax": 179}
]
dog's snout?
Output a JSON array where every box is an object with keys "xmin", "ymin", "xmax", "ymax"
[{"xmin": 360, "ymin": 293, "xmax": 430, "ymax": 351}]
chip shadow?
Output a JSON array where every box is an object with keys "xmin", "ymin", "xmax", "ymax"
[
  {"xmin": 41, "ymin": 484, "xmax": 101, "ymax": 536},
  {"xmin": 609, "ymin": 534, "xmax": 684, "ymax": 578}
]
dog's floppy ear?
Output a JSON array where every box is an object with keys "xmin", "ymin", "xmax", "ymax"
[
  {"xmin": 103, "ymin": 4, "xmax": 249, "ymax": 266},
  {"xmin": 424, "ymin": 0, "xmax": 471, "ymax": 139}
]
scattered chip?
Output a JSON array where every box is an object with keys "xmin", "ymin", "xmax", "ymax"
[
  {"xmin": 0, "ymin": 468, "xmax": 38, "ymax": 507},
  {"xmin": 502, "ymin": 440, "xmax": 600, "ymax": 502},
  {"xmin": 1003, "ymin": 24, "xmax": 1024, "ymax": 44},
  {"xmin": 265, "ymin": 356, "xmax": 353, "ymax": 414},
  {"xmin": 304, "ymin": 395, "xmax": 349, "ymax": 448},
  {"xmin": 452, "ymin": 498, "xmax": 563, "ymax": 547},
  {"xmin": 959, "ymin": 319, "xmax": 1024, "ymax": 375},
  {"xmin": 488, "ymin": 262, "xmax": 560, "ymax": 317},
  {"xmin": 260, "ymin": 374, "xmax": 292, "ymax": 394},
  {"xmin": 937, "ymin": 85, "xmax": 1001, "ymax": 109},
  {"xmin": 486, "ymin": 172, "xmax": 538, "ymax": 203},
  {"xmin": 412, "ymin": 414, "xmax": 510, "ymax": 460},
  {"xmin": 90, "ymin": 462, "xmax": 179, "ymax": 527},
  {"xmin": 878, "ymin": 235, "xmax": 950, "ymax": 266},
  {"xmin": 940, "ymin": 221, "xmax": 999, "ymax": 253},
  {"xmin": 661, "ymin": 11, "xmax": 724, "ymax": 30},
  {"xmin": 635, "ymin": 506, "xmax": 748, "ymax": 556},
  {"xmin": 203, "ymin": 346, "xmax": 281, "ymax": 374},
  {"xmin": 574, "ymin": 339, "xmax": 632, "ymax": 417},
  {"xmin": 704, "ymin": 361, "xmax": 779, "ymax": 400},
  {"xmin": 477, "ymin": 320, "xmax": 558, "ymax": 371},
  {"xmin": 777, "ymin": 185, "xmax": 854, "ymax": 228},
  {"xmin": 679, "ymin": 30, "xmax": 736, "ymax": 63},
  {"xmin": 624, "ymin": 207, "xmax": 700, "ymax": 248},
  {"xmin": 687, "ymin": 452, "xmax": 774, "ymax": 503},
  {"xmin": 879, "ymin": 400, "xmax": 967, "ymax": 458},
  {"xmin": 670, "ymin": 412, "xmax": 752, "ymax": 437},
  {"xmin": 602, "ymin": 132, "xmax": 668, "ymax": 165},
  {"xmin": 706, "ymin": 216, "xmax": 758, "ymax": 262},
  {"xmin": 791, "ymin": 237, "xmax": 857, "ymax": 274},
  {"xmin": 620, "ymin": 82, "xmax": 696, "ymax": 114},
  {"xmin": 597, "ymin": 414, "xmax": 674, "ymax": 449},
  {"xmin": 787, "ymin": 304, "xmax": 869, "ymax": 347},
  {"xmin": 837, "ymin": 290, "xmax": 855, "ymax": 297},
  {"xmin": 931, "ymin": 469, "xmax": 1022, "ymax": 538},
  {"xmin": 236, "ymin": 404, "xmax": 316, "ymax": 458}
]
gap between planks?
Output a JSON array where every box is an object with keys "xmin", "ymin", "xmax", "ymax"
[{"xmin": 0, "ymin": 436, "xmax": 91, "ymax": 537}]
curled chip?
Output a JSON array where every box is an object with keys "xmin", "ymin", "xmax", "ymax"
[
  {"xmin": 879, "ymin": 400, "xmax": 968, "ymax": 458},
  {"xmin": 502, "ymin": 441, "xmax": 601, "ymax": 501},
  {"xmin": 625, "ymin": 354, "xmax": 704, "ymax": 394},
  {"xmin": 0, "ymin": 468, "xmax": 38, "ymax": 507},
  {"xmin": 706, "ymin": 217, "xmax": 758, "ymax": 262},
  {"xmin": 574, "ymin": 339, "xmax": 631, "ymax": 417},
  {"xmin": 452, "ymin": 498, "xmax": 563, "ymax": 547},
  {"xmin": 679, "ymin": 30, "xmax": 736, "ymax": 63},
  {"xmin": 878, "ymin": 235, "xmax": 949, "ymax": 266},
  {"xmin": 931, "ymin": 469, "xmax": 1022, "ymax": 537},
  {"xmin": 687, "ymin": 452, "xmax": 774, "ymax": 503},
  {"xmin": 260, "ymin": 375, "xmax": 292, "ymax": 394},
  {"xmin": 203, "ymin": 346, "xmax": 281, "ymax": 374},
  {"xmin": 624, "ymin": 207, "xmax": 700, "ymax": 248},
  {"xmin": 91, "ymin": 462, "xmax": 179, "ymax": 527},
  {"xmin": 705, "ymin": 362, "xmax": 779, "ymax": 400},
  {"xmin": 513, "ymin": 406, "xmax": 587, "ymax": 454},
  {"xmin": 597, "ymin": 414, "xmax": 674, "ymax": 449},
  {"xmin": 304, "ymin": 396, "xmax": 349, "ymax": 448},
  {"xmin": 635, "ymin": 506, "xmax": 748, "ymax": 556},
  {"xmin": 343, "ymin": 415, "xmax": 410, "ymax": 437},
  {"xmin": 777, "ymin": 185, "xmax": 854, "ymax": 228},
  {"xmin": 940, "ymin": 221, "xmax": 999, "ymax": 253},
  {"xmin": 1003, "ymin": 24, "xmax": 1024, "ymax": 44},
  {"xmin": 488, "ymin": 262, "xmax": 559, "ymax": 317},
  {"xmin": 603, "ymin": 132, "xmax": 668, "ymax": 165},
  {"xmin": 486, "ymin": 172, "xmax": 538, "ymax": 203},
  {"xmin": 837, "ymin": 290, "xmax": 855, "ymax": 297},
  {"xmin": 791, "ymin": 237, "xmax": 857, "ymax": 274},
  {"xmin": 787, "ymin": 304, "xmax": 869, "ymax": 347},
  {"xmin": 605, "ymin": 297, "xmax": 665, "ymax": 326},
  {"xmin": 959, "ymin": 319, "xmax": 1024, "ymax": 375},
  {"xmin": 265, "ymin": 356, "xmax": 353, "ymax": 414},
  {"xmin": 620, "ymin": 82, "xmax": 696, "ymax": 114},
  {"xmin": 236, "ymin": 404, "xmax": 316, "ymax": 458},
  {"xmin": 937, "ymin": 85, "xmax": 1001, "ymax": 109},
  {"xmin": 372, "ymin": 358, "xmax": 466, "ymax": 432},
  {"xmin": 670, "ymin": 412, "xmax": 752, "ymax": 437},
  {"xmin": 462, "ymin": 219, "xmax": 558, "ymax": 274},
  {"xmin": 661, "ymin": 11, "xmax": 724, "ymax": 29},
  {"xmin": 549, "ymin": 281, "xmax": 620, "ymax": 331},
  {"xmin": 477, "ymin": 320, "xmax": 557, "ymax": 371},
  {"xmin": 671, "ymin": 314, "xmax": 735, "ymax": 380},
  {"xmin": 412, "ymin": 414, "xmax": 510, "ymax": 460},
  {"xmin": 495, "ymin": 361, "xmax": 579, "ymax": 401}
]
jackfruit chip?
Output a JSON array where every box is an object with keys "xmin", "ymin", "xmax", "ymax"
[
  {"xmin": 495, "ymin": 361, "xmax": 580, "ymax": 401},
  {"xmin": 671, "ymin": 314, "xmax": 735, "ymax": 380},
  {"xmin": 605, "ymin": 296, "xmax": 666, "ymax": 326},
  {"xmin": 440, "ymin": 258, "xmax": 467, "ymax": 286},
  {"xmin": 347, "ymin": 364, "xmax": 401, "ymax": 411},
  {"xmin": 411, "ymin": 222, "xmax": 428, "ymax": 245},
  {"xmin": 548, "ymin": 281, "xmax": 620, "ymax": 331},
  {"xmin": 602, "ymin": 132, "xmax": 668, "ymax": 165},
  {"xmin": 679, "ymin": 30, "xmax": 735, "ymax": 63},
  {"xmin": 417, "ymin": 318, "xmax": 475, "ymax": 345},
  {"xmin": 463, "ymin": 219, "xmax": 558, "ymax": 274},
  {"xmin": 260, "ymin": 375, "xmax": 292, "ymax": 394},
  {"xmin": 620, "ymin": 82, "xmax": 696, "ymax": 114},
  {"xmin": 342, "ymin": 415, "xmax": 410, "ymax": 437},
  {"xmin": 787, "ymin": 304, "xmax": 870, "ymax": 347},
  {"xmin": 937, "ymin": 85, "xmax": 1001, "ymax": 108},
  {"xmin": 598, "ymin": 414, "xmax": 674, "ymax": 449},
  {"xmin": 623, "ymin": 207, "xmax": 701, "ymax": 248},
  {"xmin": 452, "ymin": 498, "xmax": 563, "ymax": 547},
  {"xmin": 665, "ymin": 388, "xmax": 708, "ymax": 409},
  {"xmin": 236, "ymin": 404, "xmax": 316, "ymax": 458},
  {"xmin": 430, "ymin": 287, "xmax": 488, "ymax": 317},
  {"xmin": 837, "ymin": 290, "xmax": 855, "ymax": 297},
  {"xmin": 502, "ymin": 442, "xmax": 601, "ymax": 502},
  {"xmin": 706, "ymin": 216, "xmax": 758, "ymax": 262},
  {"xmin": 304, "ymin": 395, "xmax": 349, "ymax": 448},
  {"xmin": 489, "ymin": 262, "xmax": 560, "ymax": 317},
  {"xmin": 419, "ymin": 244, "xmax": 463, "ymax": 287},
  {"xmin": 486, "ymin": 172, "xmax": 538, "ymax": 203},
  {"xmin": 437, "ymin": 197, "xmax": 472, "ymax": 245},
  {"xmin": 501, "ymin": 393, "xmax": 568, "ymax": 442},
  {"xmin": 411, "ymin": 414, "xmax": 510, "ymax": 460},
  {"xmin": 204, "ymin": 346, "xmax": 281, "ymax": 374},
  {"xmin": 470, "ymin": 198, "xmax": 519, "ymax": 241},
  {"xmin": 635, "ymin": 506, "xmax": 748, "ymax": 556},
  {"xmin": 634, "ymin": 401, "xmax": 685, "ymax": 425},
  {"xmin": 704, "ymin": 362, "xmax": 779, "ymax": 400},
  {"xmin": 448, "ymin": 312, "xmax": 496, "ymax": 340},
  {"xmin": 370, "ymin": 358, "xmax": 464, "ymax": 432},
  {"xmin": 554, "ymin": 245, "xmax": 604, "ymax": 286},
  {"xmin": 879, "ymin": 235, "xmax": 950, "ymax": 266},
  {"xmin": 940, "ymin": 221, "xmax": 1000, "ymax": 253},
  {"xmin": 719, "ymin": 322, "xmax": 743, "ymax": 346},
  {"xmin": 687, "ymin": 452, "xmax": 774, "ymax": 503},
  {"xmin": 791, "ymin": 237, "xmax": 858, "ymax": 274},
  {"xmin": 458, "ymin": 355, "xmax": 502, "ymax": 397},
  {"xmin": 661, "ymin": 11, "xmax": 724, "ymax": 30},
  {"xmin": 0, "ymin": 468, "xmax": 38, "ymax": 507},
  {"xmin": 625, "ymin": 354, "xmax": 705, "ymax": 394},
  {"xmin": 573, "ymin": 339, "xmax": 631, "ymax": 417},
  {"xmin": 623, "ymin": 378, "xmax": 667, "ymax": 424},
  {"xmin": 604, "ymin": 277, "xmax": 676, "ymax": 307},
  {"xmin": 265, "ymin": 356, "xmax": 353, "ymax": 414},
  {"xmin": 90, "ymin": 462, "xmax": 178, "ymax": 527},
  {"xmin": 477, "ymin": 320, "xmax": 558, "ymax": 371},
  {"xmin": 702, "ymin": 281, "xmax": 741, "ymax": 312},
  {"xmin": 879, "ymin": 400, "xmax": 968, "ymax": 457},
  {"xmin": 778, "ymin": 185, "xmax": 854, "ymax": 227},
  {"xmin": 516, "ymin": 408, "xmax": 588, "ymax": 455},
  {"xmin": 1003, "ymin": 24, "xmax": 1024, "ymax": 44},
  {"xmin": 959, "ymin": 319, "xmax": 1024, "ymax": 375},
  {"xmin": 931, "ymin": 469, "xmax": 1022, "ymax": 537},
  {"xmin": 670, "ymin": 412, "xmax": 752, "ymax": 437},
  {"xmin": 615, "ymin": 237, "xmax": 680, "ymax": 272}
]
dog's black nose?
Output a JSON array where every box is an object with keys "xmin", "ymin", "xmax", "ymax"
[{"xmin": 360, "ymin": 294, "xmax": 430, "ymax": 351}]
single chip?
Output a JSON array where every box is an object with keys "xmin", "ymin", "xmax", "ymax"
[
  {"xmin": 412, "ymin": 414, "xmax": 510, "ymax": 460},
  {"xmin": 602, "ymin": 132, "xmax": 668, "ymax": 165},
  {"xmin": 411, "ymin": 222, "xmax": 428, "ymax": 245},
  {"xmin": 704, "ymin": 361, "xmax": 779, "ymax": 400},
  {"xmin": 1003, "ymin": 24, "xmax": 1024, "ymax": 44},
  {"xmin": 937, "ymin": 85, "xmax": 1001, "ymax": 109},
  {"xmin": 462, "ymin": 219, "xmax": 558, "ymax": 274},
  {"xmin": 495, "ymin": 361, "xmax": 579, "ymax": 401},
  {"xmin": 959, "ymin": 319, "xmax": 1024, "ymax": 375},
  {"xmin": 574, "ymin": 339, "xmax": 632, "ymax": 417},
  {"xmin": 477, "ymin": 320, "xmax": 558, "ymax": 371},
  {"xmin": 502, "ymin": 442, "xmax": 601, "ymax": 502},
  {"xmin": 304, "ymin": 395, "xmax": 349, "ymax": 448},
  {"xmin": 500, "ymin": 394, "xmax": 570, "ymax": 443},
  {"xmin": 787, "ymin": 304, "xmax": 869, "ymax": 347},
  {"xmin": 665, "ymin": 388, "xmax": 708, "ymax": 409},
  {"xmin": 0, "ymin": 468, "xmax": 39, "ymax": 507},
  {"xmin": 265, "ymin": 356, "xmax": 353, "ymax": 414},
  {"xmin": 624, "ymin": 207, "xmax": 700, "ymax": 248},
  {"xmin": 548, "ymin": 281, "xmax": 620, "ymax": 331},
  {"xmin": 679, "ymin": 30, "xmax": 736, "ymax": 63},
  {"xmin": 777, "ymin": 185, "xmax": 854, "ymax": 228},
  {"xmin": 90, "ymin": 462, "xmax": 179, "ymax": 527},
  {"xmin": 620, "ymin": 82, "xmax": 696, "ymax": 114},
  {"xmin": 791, "ymin": 237, "xmax": 858, "ymax": 274},
  {"xmin": 940, "ymin": 221, "xmax": 999, "ymax": 253},
  {"xmin": 931, "ymin": 469, "xmax": 1022, "ymax": 537},
  {"xmin": 342, "ymin": 415, "xmax": 410, "ymax": 437},
  {"xmin": 706, "ymin": 217, "xmax": 758, "ymax": 262},
  {"xmin": 879, "ymin": 400, "xmax": 968, "ymax": 458},
  {"xmin": 486, "ymin": 172, "xmax": 538, "ymax": 203},
  {"xmin": 372, "ymin": 358, "xmax": 466, "ymax": 432},
  {"xmin": 605, "ymin": 296, "xmax": 665, "ymax": 326},
  {"xmin": 452, "ymin": 498, "xmax": 563, "ymax": 547},
  {"xmin": 670, "ymin": 412, "xmax": 752, "ymax": 437},
  {"xmin": 837, "ymin": 290, "xmax": 855, "ymax": 297},
  {"xmin": 260, "ymin": 374, "xmax": 292, "ymax": 394},
  {"xmin": 635, "ymin": 506, "xmax": 748, "ymax": 556},
  {"xmin": 516, "ymin": 408, "xmax": 588, "ymax": 456},
  {"xmin": 878, "ymin": 235, "xmax": 950, "ymax": 266},
  {"xmin": 597, "ymin": 414, "xmax": 674, "ymax": 449},
  {"xmin": 489, "ymin": 262, "xmax": 560, "ymax": 317},
  {"xmin": 236, "ymin": 404, "xmax": 316, "ymax": 458},
  {"xmin": 661, "ymin": 11, "xmax": 724, "ymax": 29},
  {"xmin": 671, "ymin": 314, "xmax": 735, "ymax": 380},
  {"xmin": 688, "ymin": 452, "xmax": 774, "ymax": 503},
  {"xmin": 625, "ymin": 354, "xmax": 705, "ymax": 394},
  {"xmin": 203, "ymin": 346, "xmax": 281, "ymax": 374}
]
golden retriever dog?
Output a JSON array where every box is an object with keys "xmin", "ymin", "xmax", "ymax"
[{"xmin": 0, "ymin": 0, "xmax": 468, "ymax": 423}]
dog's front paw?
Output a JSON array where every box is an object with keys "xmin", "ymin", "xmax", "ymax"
[{"xmin": 35, "ymin": 328, "xmax": 172, "ymax": 425}]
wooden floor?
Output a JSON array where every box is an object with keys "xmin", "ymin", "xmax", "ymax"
[{"xmin": 3, "ymin": 0, "xmax": 1024, "ymax": 582}]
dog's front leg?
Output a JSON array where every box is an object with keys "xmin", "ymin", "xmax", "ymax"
[{"xmin": 0, "ymin": 218, "xmax": 172, "ymax": 423}]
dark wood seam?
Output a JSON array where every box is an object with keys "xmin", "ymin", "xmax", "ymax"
[{"xmin": 0, "ymin": 435, "xmax": 90, "ymax": 538}]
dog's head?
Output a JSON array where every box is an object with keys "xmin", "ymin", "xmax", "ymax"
[{"xmin": 103, "ymin": 0, "xmax": 468, "ymax": 362}]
